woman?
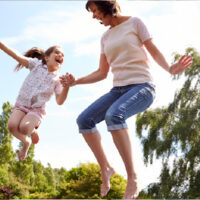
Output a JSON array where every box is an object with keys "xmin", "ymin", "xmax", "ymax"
[{"xmin": 60, "ymin": 0, "xmax": 192, "ymax": 199}]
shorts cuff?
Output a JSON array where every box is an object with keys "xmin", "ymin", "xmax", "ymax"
[
  {"xmin": 79, "ymin": 127, "xmax": 97, "ymax": 134},
  {"xmin": 107, "ymin": 123, "xmax": 128, "ymax": 131}
]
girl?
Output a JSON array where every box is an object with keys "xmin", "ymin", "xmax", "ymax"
[
  {"xmin": 60, "ymin": 0, "xmax": 192, "ymax": 199},
  {"xmin": 0, "ymin": 41, "xmax": 69, "ymax": 161}
]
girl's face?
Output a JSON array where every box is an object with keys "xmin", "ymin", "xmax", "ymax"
[
  {"xmin": 89, "ymin": 3, "xmax": 112, "ymax": 26},
  {"xmin": 45, "ymin": 47, "xmax": 64, "ymax": 71}
]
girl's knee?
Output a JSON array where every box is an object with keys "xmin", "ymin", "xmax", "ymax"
[
  {"xmin": 19, "ymin": 124, "xmax": 32, "ymax": 135},
  {"xmin": 7, "ymin": 122, "xmax": 18, "ymax": 134}
]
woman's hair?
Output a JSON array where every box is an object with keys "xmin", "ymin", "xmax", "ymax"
[
  {"xmin": 15, "ymin": 45, "xmax": 60, "ymax": 71},
  {"xmin": 86, "ymin": 0, "xmax": 121, "ymax": 17}
]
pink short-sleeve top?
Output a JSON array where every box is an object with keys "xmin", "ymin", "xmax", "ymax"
[
  {"xmin": 16, "ymin": 58, "xmax": 62, "ymax": 109},
  {"xmin": 101, "ymin": 17, "xmax": 154, "ymax": 87}
]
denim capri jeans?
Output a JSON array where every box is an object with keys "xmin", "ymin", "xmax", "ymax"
[{"xmin": 77, "ymin": 82, "xmax": 155, "ymax": 134}]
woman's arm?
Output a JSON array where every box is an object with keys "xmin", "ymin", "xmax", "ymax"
[
  {"xmin": 144, "ymin": 39, "xmax": 170, "ymax": 72},
  {"xmin": 144, "ymin": 39, "xmax": 192, "ymax": 74},
  {"xmin": 0, "ymin": 41, "xmax": 29, "ymax": 67},
  {"xmin": 76, "ymin": 53, "xmax": 110, "ymax": 84},
  {"xmin": 60, "ymin": 54, "xmax": 110, "ymax": 87}
]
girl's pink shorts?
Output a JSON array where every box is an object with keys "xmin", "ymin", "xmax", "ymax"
[{"xmin": 12, "ymin": 104, "xmax": 46, "ymax": 122}]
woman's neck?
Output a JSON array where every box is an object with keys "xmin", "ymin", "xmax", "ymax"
[{"xmin": 109, "ymin": 15, "xmax": 129, "ymax": 28}]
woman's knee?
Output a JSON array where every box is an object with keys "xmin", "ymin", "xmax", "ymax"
[
  {"xmin": 105, "ymin": 111, "xmax": 124, "ymax": 125},
  {"xmin": 76, "ymin": 113, "xmax": 90, "ymax": 127}
]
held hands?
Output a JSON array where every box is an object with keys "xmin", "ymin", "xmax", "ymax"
[
  {"xmin": 60, "ymin": 72, "xmax": 76, "ymax": 87},
  {"xmin": 169, "ymin": 55, "xmax": 193, "ymax": 75}
]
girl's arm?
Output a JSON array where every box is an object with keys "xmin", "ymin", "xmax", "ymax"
[
  {"xmin": 60, "ymin": 54, "xmax": 110, "ymax": 87},
  {"xmin": 0, "ymin": 41, "xmax": 29, "ymax": 67},
  {"xmin": 56, "ymin": 86, "xmax": 70, "ymax": 105},
  {"xmin": 144, "ymin": 39, "xmax": 192, "ymax": 74}
]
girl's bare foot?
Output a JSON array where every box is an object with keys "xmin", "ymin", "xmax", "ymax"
[
  {"xmin": 123, "ymin": 178, "xmax": 138, "ymax": 199},
  {"xmin": 17, "ymin": 139, "xmax": 31, "ymax": 161},
  {"xmin": 31, "ymin": 131, "xmax": 39, "ymax": 144},
  {"xmin": 101, "ymin": 167, "xmax": 116, "ymax": 197}
]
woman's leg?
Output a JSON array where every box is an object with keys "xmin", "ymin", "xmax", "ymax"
[
  {"xmin": 77, "ymin": 89, "xmax": 120, "ymax": 197},
  {"xmin": 105, "ymin": 83, "xmax": 155, "ymax": 199},
  {"xmin": 83, "ymin": 132, "xmax": 115, "ymax": 197},
  {"xmin": 110, "ymin": 129, "xmax": 138, "ymax": 199}
]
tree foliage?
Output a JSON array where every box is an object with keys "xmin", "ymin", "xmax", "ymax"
[
  {"xmin": 136, "ymin": 48, "xmax": 200, "ymax": 198},
  {"xmin": 0, "ymin": 102, "xmax": 14, "ymax": 165},
  {"xmin": 0, "ymin": 102, "xmax": 127, "ymax": 199},
  {"xmin": 58, "ymin": 162, "xmax": 126, "ymax": 199}
]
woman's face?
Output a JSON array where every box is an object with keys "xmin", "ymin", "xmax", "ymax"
[{"xmin": 89, "ymin": 2, "xmax": 111, "ymax": 26}]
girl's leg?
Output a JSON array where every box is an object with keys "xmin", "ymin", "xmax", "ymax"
[
  {"xmin": 7, "ymin": 110, "xmax": 31, "ymax": 161},
  {"xmin": 8, "ymin": 110, "xmax": 27, "ymax": 141},
  {"xmin": 17, "ymin": 114, "xmax": 40, "ymax": 160},
  {"xmin": 19, "ymin": 114, "xmax": 41, "ymax": 144},
  {"xmin": 83, "ymin": 132, "xmax": 115, "ymax": 197},
  {"xmin": 31, "ymin": 128, "xmax": 40, "ymax": 144}
]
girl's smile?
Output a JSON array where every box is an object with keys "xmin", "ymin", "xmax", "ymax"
[{"xmin": 46, "ymin": 47, "xmax": 64, "ymax": 71}]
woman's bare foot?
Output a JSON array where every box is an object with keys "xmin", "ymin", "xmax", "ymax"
[
  {"xmin": 17, "ymin": 139, "xmax": 31, "ymax": 161},
  {"xmin": 31, "ymin": 131, "xmax": 39, "ymax": 144},
  {"xmin": 101, "ymin": 167, "xmax": 116, "ymax": 197},
  {"xmin": 123, "ymin": 178, "xmax": 138, "ymax": 199}
]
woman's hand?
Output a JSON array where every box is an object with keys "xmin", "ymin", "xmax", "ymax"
[
  {"xmin": 169, "ymin": 55, "xmax": 193, "ymax": 75},
  {"xmin": 60, "ymin": 72, "xmax": 76, "ymax": 87}
]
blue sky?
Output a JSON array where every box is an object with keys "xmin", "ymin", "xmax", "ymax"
[{"xmin": 0, "ymin": 0, "xmax": 200, "ymax": 191}]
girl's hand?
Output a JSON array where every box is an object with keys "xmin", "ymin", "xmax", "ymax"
[
  {"xmin": 169, "ymin": 55, "xmax": 192, "ymax": 75},
  {"xmin": 60, "ymin": 72, "xmax": 76, "ymax": 87}
]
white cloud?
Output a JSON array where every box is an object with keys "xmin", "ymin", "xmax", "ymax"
[
  {"xmin": 74, "ymin": 39, "xmax": 100, "ymax": 57},
  {"xmin": 148, "ymin": 2, "xmax": 200, "ymax": 57},
  {"xmin": 120, "ymin": 0, "xmax": 159, "ymax": 16},
  {"xmin": 3, "ymin": 9, "xmax": 106, "ymax": 47}
]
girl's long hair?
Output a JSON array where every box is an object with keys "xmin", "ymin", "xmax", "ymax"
[
  {"xmin": 15, "ymin": 45, "xmax": 60, "ymax": 71},
  {"xmin": 15, "ymin": 47, "xmax": 44, "ymax": 71}
]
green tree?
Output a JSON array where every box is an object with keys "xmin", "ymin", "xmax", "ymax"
[
  {"xmin": 58, "ymin": 162, "xmax": 126, "ymax": 199},
  {"xmin": 43, "ymin": 163, "xmax": 56, "ymax": 192},
  {"xmin": 53, "ymin": 167, "xmax": 67, "ymax": 188},
  {"xmin": 32, "ymin": 161, "xmax": 48, "ymax": 192},
  {"xmin": 0, "ymin": 167, "xmax": 9, "ymax": 187},
  {"xmin": 136, "ymin": 48, "xmax": 200, "ymax": 198},
  {"xmin": 11, "ymin": 143, "xmax": 35, "ymax": 189},
  {"xmin": 0, "ymin": 102, "xmax": 14, "ymax": 165}
]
